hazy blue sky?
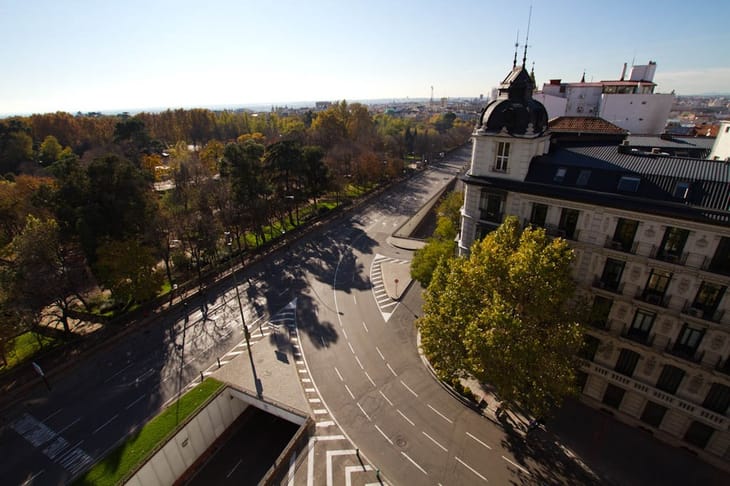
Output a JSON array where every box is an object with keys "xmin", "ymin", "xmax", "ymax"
[{"xmin": 1, "ymin": 0, "xmax": 728, "ymax": 115}]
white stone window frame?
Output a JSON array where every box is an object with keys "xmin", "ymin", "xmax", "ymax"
[{"xmin": 493, "ymin": 141, "xmax": 510, "ymax": 172}]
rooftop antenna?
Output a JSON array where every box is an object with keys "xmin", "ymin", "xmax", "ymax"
[
  {"xmin": 513, "ymin": 30, "xmax": 520, "ymax": 68},
  {"xmin": 522, "ymin": 5, "xmax": 532, "ymax": 68}
]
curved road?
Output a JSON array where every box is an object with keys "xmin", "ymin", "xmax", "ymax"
[{"xmin": 294, "ymin": 148, "xmax": 597, "ymax": 485}]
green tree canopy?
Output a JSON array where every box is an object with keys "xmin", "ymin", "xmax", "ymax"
[
  {"xmin": 410, "ymin": 191, "xmax": 462, "ymax": 287},
  {"xmin": 418, "ymin": 216, "xmax": 585, "ymax": 417},
  {"xmin": 95, "ymin": 238, "xmax": 164, "ymax": 308}
]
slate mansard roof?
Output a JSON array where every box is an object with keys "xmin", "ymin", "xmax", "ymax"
[{"xmin": 466, "ymin": 143, "xmax": 730, "ymax": 225}]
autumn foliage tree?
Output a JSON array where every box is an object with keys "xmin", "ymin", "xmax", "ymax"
[{"xmin": 417, "ymin": 217, "xmax": 585, "ymax": 417}]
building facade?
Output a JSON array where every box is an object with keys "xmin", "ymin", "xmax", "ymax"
[
  {"xmin": 536, "ymin": 61, "xmax": 674, "ymax": 135},
  {"xmin": 460, "ymin": 65, "xmax": 730, "ymax": 470}
]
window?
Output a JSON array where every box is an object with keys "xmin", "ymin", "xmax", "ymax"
[
  {"xmin": 726, "ymin": 126, "xmax": 730, "ymax": 133},
  {"xmin": 576, "ymin": 170, "xmax": 591, "ymax": 186},
  {"xmin": 627, "ymin": 310, "xmax": 655, "ymax": 343},
  {"xmin": 673, "ymin": 181, "xmax": 690, "ymax": 200},
  {"xmin": 479, "ymin": 191, "xmax": 504, "ymax": 223},
  {"xmin": 615, "ymin": 348, "xmax": 640, "ymax": 377},
  {"xmin": 530, "ymin": 203, "xmax": 548, "ymax": 227},
  {"xmin": 554, "ymin": 167, "xmax": 567, "ymax": 183},
  {"xmin": 702, "ymin": 383, "xmax": 730, "ymax": 415},
  {"xmin": 617, "ymin": 176, "xmax": 640, "ymax": 193},
  {"xmin": 656, "ymin": 365, "xmax": 685, "ymax": 394},
  {"xmin": 643, "ymin": 269, "xmax": 672, "ymax": 304},
  {"xmin": 708, "ymin": 237, "xmax": 730, "ymax": 276},
  {"xmin": 558, "ymin": 208, "xmax": 579, "ymax": 239},
  {"xmin": 692, "ymin": 282, "xmax": 726, "ymax": 319},
  {"xmin": 600, "ymin": 258, "xmax": 625, "ymax": 291},
  {"xmin": 579, "ymin": 335, "xmax": 601, "ymax": 361},
  {"xmin": 576, "ymin": 371, "xmax": 588, "ymax": 392},
  {"xmin": 602, "ymin": 384, "xmax": 625, "ymax": 409},
  {"xmin": 611, "ymin": 218, "xmax": 638, "ymax": 252},
  {"xmin": 673, "ymin": 323, "xmax": 704, "ymax": 359},
  {"xmin": 683, "ymin": 421, "xmax": 714, "ymax": 449},
  {"xmin": 657, "ymin": 226, "xmax": 689, "ymax": 262},
  {"xmin": 494, "ymin": 142, "xmax": 510, "ymax": 171},
  {"xmin": 589, "ymin": 295, "xmax": 613, "ymax": 329},
  {"xmin": 640, "ymin": 401, "xmax": 668, "ymax": 428}
]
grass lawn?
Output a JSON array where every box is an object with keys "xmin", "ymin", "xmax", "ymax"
[
  {"xmin": 75, "ymin": 378, "xmax": 224, "ymax": 486},
  {"xmin": 1, "ymin": 331, "xmax": 58, "ymax": 371}
]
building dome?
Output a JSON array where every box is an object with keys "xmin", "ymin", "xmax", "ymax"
[{"xmin": 478, "ymin": 66, "xmax": 548, "ymax": 136}]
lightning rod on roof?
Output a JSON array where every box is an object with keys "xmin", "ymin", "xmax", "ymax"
[
  {"xmin": 522, "ymin": 4, "xmax": 532, "ymax": 68},
  {"xmin": 513, "ymin": 30, "xmax": 520, "ymax": 68}
]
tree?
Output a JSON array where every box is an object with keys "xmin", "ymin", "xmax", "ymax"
[
  {"xmin": 5, "ymin": 216, "xmax": 90, "ymax": 333},
  {"xmin": 417, "ymin": 217, "xmax": 585, "ymax": 417},
  {"xmin": 410, "ymin": 191, "xmax": 462, "ymax": 287},
  {"xmin": 95, "ymin": 239, "xmax": 164, "ymax": 308},
  {"xmin": 0, "ymin": 120, "xmax": 33, "ymax": 174}
]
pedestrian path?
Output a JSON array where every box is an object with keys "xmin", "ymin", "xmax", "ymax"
[{"xmin": 369, "ymin": 254, "xmax": 410, "ymax": 322}]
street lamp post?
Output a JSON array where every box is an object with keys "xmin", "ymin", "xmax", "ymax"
[{"xmin": 225, "ymin": 232, "xmax": 262, "ymax": 398}]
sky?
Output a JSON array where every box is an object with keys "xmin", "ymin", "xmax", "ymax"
[{"xmin": 1, "ymin": 0, "xmax": 729, "ymax": 116}]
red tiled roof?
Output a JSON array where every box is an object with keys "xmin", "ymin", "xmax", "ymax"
[{"xmin": 549, "ymin": 116, "xmax": 627, "ymax": 134}]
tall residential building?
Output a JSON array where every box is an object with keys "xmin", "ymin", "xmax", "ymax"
[
  {"xmin": 459, "ymin": 63, "xmax": 730, "ymax": 471},
  {"xmin": 534, "ymin": 61, "xmax": 674, "ymax": 135}
]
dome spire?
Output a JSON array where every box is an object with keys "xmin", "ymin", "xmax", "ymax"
[
  {"xmin": 522, "ymin": 5, "xmax": 532, "ymax": 68},
  {"xmin": 513, "ymin": 30, "xmax": 520, "ymax": 68}
]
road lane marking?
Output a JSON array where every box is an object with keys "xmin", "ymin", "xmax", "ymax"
[
  {"xmin": 422, "ymin": 431, "xmax": 448, "ymax": 452},
  {"xmin": 376, "ymin": 347, "xmax": 385, "ymax": 360},
  {"xmin": 305, "ymin": 388, "xmax": 316, "ymax": 393},
  {"xmin": 344, "ymin": 384, "xmax": 355, "ymax": 400},
  {"xmin": 387, "ymin": 363, "xmax": 398, "ymax": 377},
  {"xmin": 348, "ymin": 342, "xmax": 355, "ymax": 354},
  {"xmin": 313, "ymin": 409, "xmax": 329, "ymax": 415},
  {"xmin": 397, "ymin": 409, "xmax": 415, "ymax": 426},
  {"xmin": 467, "ymin": 432, "xmax": 492, "ymax": 450},
  {"xmin": 342, "ymin": 329, "xmax": 348, "ymax": 340},
  {"xmin": 125, "ymin": 396, "xmax": 145, "ymax": 410},
  {"xmin": 455, "ymin": 456, "xmax": 488, "ymax": 482},
  {"xmin": 43, "ymin": 409, "xmax": 63, "ymax": 422},
  {"xmin": 57, "ymin": 417, "xmax": 81, "ymax": 435},
  {"xmin": 355, "ymin": 356, "xmax": 364, "ymax": 370},
  {"xmin": 309, "ymin": 398, "xmax": 322, "ymax": 403},
  {"xmin": 334, "ymin": 367, "xmax": 344, "ymax": 381},
  {"xmin": 92, "ymin": 414, "xmax": 118, "ymax": 434},
  {"xmin": 357, "ymin": 403, "xmax": 371, "ymax": 421},
  {"xmin": 364, "ymin": 371, "xmax": 376, "ymax": 387},
  {"xmin": 374, "ymin": 424, "xmax": 393, "ymax": 445},
  {"xmin": 353, "ymin": 295, "xmax": 357, "ymax": 305},
  {"xmin": 298, "ymin": 369, "xmax": 308, "ymax": 374},
  {"xmin": 21, "ymin": 469, "xmax": 44, "ymax": 485},
  {"xmin": 502, "ymin": 456, "xmax": 530, "ymax": 475},
  {"xmin": 401, "ymin": 380, "xmax": 418, "ymax": 397},
  {"xmin": 401, "ymin": 451, "xmax": 428, "ymax": 475},
  {"xmin": 227, "ymin": 458, "xmax": 242, "ymax": 478},
  {"xmin": 379, "ymin": 390, "xmax": 394, "ymax": 406},
  {"xmin": 103, "ymin": 362, "xmax": 134, "ymax": 383},
  {"xmin": 362, "ymin": 321, "xmax": 369, "ymax": 332},
  {"xmin": 316, "ymin": 421, "xmax": 335, "ymax": 428},
  {"xmin": 427, "ymin": 404, "xmax": 453, "ymax": 424}
]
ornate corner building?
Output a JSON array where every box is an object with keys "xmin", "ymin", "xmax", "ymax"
[{"xmin": 459, "ymin": 63, "xmax": 730, "ymax": 470}]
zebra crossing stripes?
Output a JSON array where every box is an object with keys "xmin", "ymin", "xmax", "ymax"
[{"xmin": 370, "ymin": 254, "xmax": 410, "ymax": 322}]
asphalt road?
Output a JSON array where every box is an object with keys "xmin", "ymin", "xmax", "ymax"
[{"xmin": 294, "ymin": 148, "xmax": 599, "ymax": 485}]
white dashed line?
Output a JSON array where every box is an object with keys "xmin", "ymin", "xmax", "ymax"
[
  {"xmin": 348, "ymin": 342, "xmax": 355, "ymax": 354},
  {"xmin": 362, "ymin": 321, "xmax": 369, "ymax": 332},
  {"xmin": 376, "ymin": 347, "xmax": 385, "ymax": 360},
  {"xmin": 345, "ymin": 384, "xmax": 356, "ymax": 400},
  {"xmin": 423, "ymin": 431, "xmax": 448, "ymax": 452},
  {"xmin": 357, "ymin": 403, "xmax": 371, "ymax": 421},
  {"xmin": 466, "ymin": 432, "xmax": 492, "ymax": 450},
  {"xmin": 375, "ymin": 424, "xmax": 394, "ymax": 445},
  {"xmin": 378, "ymin": 390, "xmax": 394, "ymax": 406},
  {"xmin": 401, "ymin": 380, "xmax": 418, "ymax": 397},
  {"xmin": 427, "ymin": 404, "xmax": 453, "ymax": 424},
  {"xmin": 355, "ymin": 356, "xmax": 364, "ymax": 370},
  {"xmin": 364, "ymin": 371, "xmax": 376, "ymax": 387},
  {"xmin": 455, "ymin": 456, "xmax": 488, "ymax": 482},
  {"xmin": 387, "ymin": 363, "xmax": 398, "ymax": 377},
  {"xmin": 401, "ymin": 451, "xmax": 428, "ymax": 475},
  {"xmin": 334, "ymin": 367, "xmax": 344, "ymax": 381},
  {"xmin": 397, "ymin": 409, "xmax": 415, "ymax": 426},
  {"xmin": 502, "ymin": 456, "xmax": 530, "ymax": 475},
  {"xmin": 92, "ymin": 414, "xmax": 118, "ymax": 434}
]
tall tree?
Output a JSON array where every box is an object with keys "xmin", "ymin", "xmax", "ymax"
[
  {"xmin": 95, "ymin": 238, "xmax": 164, "ymax": 308},
  {"xmin": 418, "ymin": 217, "xmax": 585, "ymax": 417}
]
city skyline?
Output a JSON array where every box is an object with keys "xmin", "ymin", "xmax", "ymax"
[{"xmin": 1, "ymin": 0, "xmax": 729, "ymax": 116}]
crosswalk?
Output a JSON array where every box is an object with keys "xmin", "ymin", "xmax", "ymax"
[{"xmin": 369, "ymin": 254, "xmax": 410, "ymax": 322}]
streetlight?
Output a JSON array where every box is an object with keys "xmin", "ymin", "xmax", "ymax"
[{"xmin": 225, "ymin": 231, "xmax": 262, "ymax": 398}]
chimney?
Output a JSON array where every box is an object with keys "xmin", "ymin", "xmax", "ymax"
[{"xmin": 620, "ymin": 62, "xmax": 627, "ymax": 81}]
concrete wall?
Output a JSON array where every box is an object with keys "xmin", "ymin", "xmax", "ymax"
[
  {"xmin": 125, "ymin": 388, "xmax": 247, "ymax": 486},
  {"xmin": 599, "ymin": 93, "xmax": 674, "ymax": 135},
  {"xmin": 709, "ymin": 121, "xmax": 730, "ymax": 161}
]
